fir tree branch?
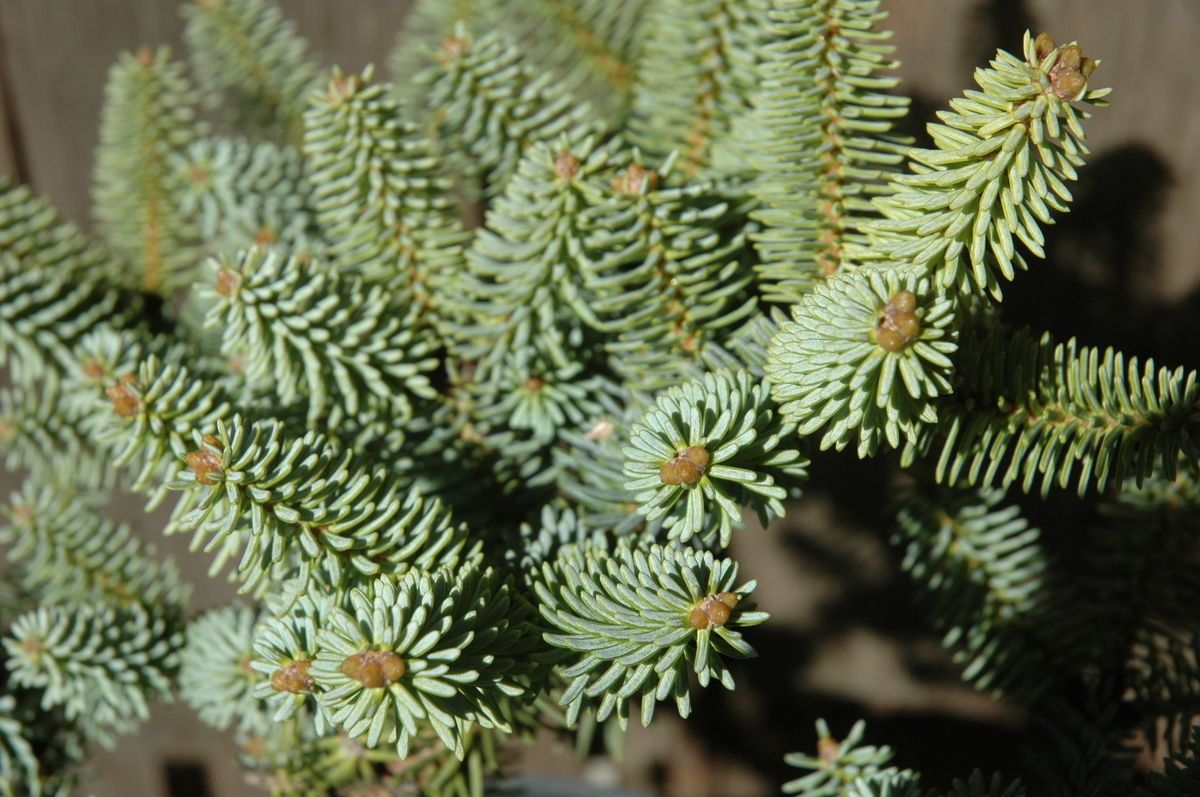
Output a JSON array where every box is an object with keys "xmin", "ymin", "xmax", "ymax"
[
  {"xmin": 623, "ymin": 369, "xmax": 808, "ymax": 547},
  {"xmin": 203, "ymin": 248, "xmax": 439, "ymax": 426},
  {"xmin": 182, "ymin": 0, "xmax": 319, "ymax": 141},
  {"xmin": 863, "ymin": 32, "xmax": 1109, "ymax": 300},
  {"xmin": 0, "ymin": 481, "xmax": 190, "ymax": 612},
  {"xmin": 93, "ymin": 47, "xmax": 202, "ymax": 295},
  {"xmin": 749, "ymin": 0, "xmax": 911, "ymax": 302},
  {"xmin": 418, "ymin": 29, "xmax": 604, "ymax": 196},
  {"xmin": 630, "ymin": 0, "xmax": 771, "ymax": 175},
  {"xmin": 768, "ymin": 267, "xmax": 958, "ymax": 456},
  {"xmin": 904, "ymin": 325, "xmax": 1200, "ymax": 496},
  {"xmin": 305, "ymin": 68, "xmax": 467, "ymax": 299},
  {"xmin": 535, "ymin": 538, "xmax": 766, "ymax": 729}
]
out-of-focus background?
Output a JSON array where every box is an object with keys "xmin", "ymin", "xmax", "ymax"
[{"xmin": 0, "ymin": 0, "xmax": 1197, "ymax": 795}]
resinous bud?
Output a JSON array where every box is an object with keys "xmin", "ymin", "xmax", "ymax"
[
  {"xmin": 659, "ymin": 445, "xmax": 711, "ymax": 486},
  {"xmin": 875, "ymin": 290, "xmax": 922, "ymax": 352},
  {"xmin": 341, "ymin": 650, "xmax": 406, "ymax": 688},
  {"xmin": 271, "ymin": 659, "xmax": 314, "ymax": 693}
]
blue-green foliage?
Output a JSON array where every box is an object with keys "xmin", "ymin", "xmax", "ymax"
[{"xmin": 5, "ymin": 2, "xmax": 1200, "ymax": 796}]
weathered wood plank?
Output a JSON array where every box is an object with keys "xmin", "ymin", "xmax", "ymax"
[{"xmin": 0, "ymin": 0, "xmax": 415, "ymax": 227}]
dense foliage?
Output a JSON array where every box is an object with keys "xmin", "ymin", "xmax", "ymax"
[{"xmin": 1, "ymin": 1, "xmax": 1197, "ymax": 795}]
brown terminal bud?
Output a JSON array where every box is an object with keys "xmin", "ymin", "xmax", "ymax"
[
  {"xmin": 186, "ymin": 445, "xmax": 223, "ymax": 484},
  {"xmin": 106, "ymin": 383, "xmax": 141, "ymax": 417},
  {"xmin": 341, "ymin": 650, "xmax": 406, "ymax": 689},
  {"xmin": 555, "ymin": 152, "xmax": 581, "ymax": 181},
  {"xmin": 1034, "ymin": 33, "xmax": 1056, "ymax": 61},
  {"xmin": 327, "ymin": 71, "xmax": 361, "ymax": 101},
  {"xmin": 136, "ymin": 47, "xmax": 155, "ymax": 67},
  {"xmin": 688, "ymin": 592, "xmax": 741, "ymax": 630},
  {"xmin": 1047, "ymin": 41, "xmax": 1096, "ymax": 100},
  {"xmin": 612, "ymin": 164, "xmax": 660, "ymax": 195},
  {"xmin": 659, "ymin": 445, "xmax": 710, "ymax": 486},
  {"xmin": 270, "ymin": 659, "xmax": 314, "ymax": 693},
  {"xmin": 216, "ymin": 266, "xmax": 242, "ymax": 296},
  {"xmin": 440, "ymin": 35, "xmax": 470, "ymax": 60},
  {"xmin": 83, "ymin": 359, "xmax": 107, "ymax": 381},
  {"xmin": 255, "ymin": 226, "xmax": 277, "ymax": 246},
  {"xmin": 523, "ymin": 376, "xmax": 545, "ymax": 393},
  {"xmin": 0, "ymin": 419, "xmax": 13, "ymax": 443},
  {"xmin": 818, "ymin": 736, "xmax": 841, "ymax": 764},
  {"xmin": 875, "ymin": 290, "xmax": 922, "ymax": 353}
]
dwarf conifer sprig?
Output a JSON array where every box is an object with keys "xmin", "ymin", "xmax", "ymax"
[
  {"xmin": 471, "ymin": 358, "xmax": 617, "ymax": 445},
  {"xmin": 418, "ymin": 29, "xmax": 604, "ymax": 197},
  {"xmin": 552, "ymin": 403, "xmax": 676, "ymax": 538},
  {"xmin": 305, "ymin": 68, "xmax": 467, "ymax": 299},
  {"xmin": 580, "ymin": 159, "xmax": 759, "ymax": 388},
  {"xmin": 0, "ymin": 383, "xmax": 110, "ymax": 489},
  {"xmin": 176, "ymin": 137, "xmax": 315, "ymax": 258},
  {"xmin": 182, "ymin": 0, "xmax": 319, "ymax": 141},
  {"xmin": 251, "ymin": 590, "xmax": 331, "ymax": 730},
  {"xmin": 535, "ymin": 539, "xmax": 765, "ymax": 729},
  {"xmin": 507, "ymin": 504, "xmax": 608, "ymax": 577},
  {"xmin": 310, "ymin": 569, "xmax": 535, "ymax": 759},
  {"xmin": 0, "ymin": 696, "xmax": 40, "ymax": 797},
  {"xmin": 4, "ymin": 602, "xmax": 182, "ymax": 743},
  {"xmin": 179, "ymin": 603, "xmax": 271, "ymax": 735},
  {"xmin": 0, "ymin": 179, "xmax": 118, "ymax": 283},
  {"xmin": 864, "ymin": 33, "xmax": 1109, "ymax": 300},
  {"xmin": 749, "ymin": 0, "xmax": 911, "ymax": 303},
  {"xmin": 1, "ymin": 483, "xmax": 189, "ymax": 612},
  {"xmin": 783, "ymin": 719, "xmax": 919, "ymax": 796},
  {"xmin": 893, "ymin": 487, "xmax": 1078, "ymax": 699},
  {"xmin": 93, "ymin": 47, "xmax": 201, "ymax": 295},
  {"xmin": 768, "ymin": 268, "xmax": 958, "ymax": 457},
  {"xmin": 170, "ymin": 417, "xmax": 473, "ymax": 590},
  {"xmin": 630, "ymin": 0, "xmax": 771, "ymax": 175},
  {"xmin": 505, "ymin": 0, "xmax": 653, "ymax": 123},
  {"xmin": 91, "ymin": 347, "xmax": 233, "ymax": 505},
  {"xmin": 387, "ymin": 0, "xmax": 507, "ymax": 104},
  {"xmin": 205, "ymin": 248, "xmax": 439, "ymax": 425},
  {"xmin": 623, "ymin": 370, "xmax": 808, "ymax": 547},
  {"xmin": 906, "ymin": 326, "xmax": 1200, "ymax": 497},
  {"xmin": 453, "ymin": 137, "xmax": 624, "ymax": 380},
  {"xmin": 0, "ymin": 255, "xmax": 134, "ymax": 386}
]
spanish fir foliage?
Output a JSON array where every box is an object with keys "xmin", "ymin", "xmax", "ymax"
[
  {"xmin": 5, "ymin": 1, "xmax": 1200, "ymax": 794},
  {"xmin": 93, "ymin": 47, "xmax": 202, "ymax": 295},
  {"xmin": 864, "ymin": 32, "xmax": 1109, "ymax": 300},
  {"xmin": 182, "ymin": 0, "xmax": 319, "ymax": 141},
  {"xmin": 748, "ymin": 0, "xmax": 911, "ymax": 302},
  {"xmin": 416, "ymin": 28, "xmax": 602, "ymax": 197},
  {"xmin": 305, "ymin": 67, "xmax": 466, "ymax": 295},
  {"xmin": 629, "ymin": 0, "xmax": 771, "ymax": 175}
]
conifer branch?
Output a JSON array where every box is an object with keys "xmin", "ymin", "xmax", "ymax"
[
  {"xmin": 0, "ymin": 482, "xmax": 190, "ymax": 612},
  {"xmin": 305, "ymin": 68, "xmax": 467, "ymax": 296},
  {"xmin": 768, "ymin": 268, "xmax": 958, "ymax": 456},
  {"xmin": 418, "ymin": 29, "xmax": 604, "ymax": 196},
  {"xmin": 630, "ymin": 0, "xmax": 771, "ymax": 175},
  {"xmin": 93, "ymin": 47, "xmax": 202, "ymax": 295},
  {"xmin": 750, "ymin": 0, "xmax": 911, "ymax": 302},
  {"xmin": 203, "ymin": 248, "xmax": 439, "ymax": 425},
  {"xmin": 182, "ymin": 0, "xmax": 319, "ymax": 141},
  {"xmin": 905, "ymin": 325, "xmax": 1200, "ymax": 496},
  {"xmin": 4, "ymin": 602, "xmax": 182, "ymax": 744},
  {"xmin": 535, "ymin": 539, "xmax": 765, "ymax": 728},
  {"xmin": 623, "ymin": 370, "xmax": 808, "ymax": 547},
  {"xmin": 864, "ymin": 33, "xmax": 1109, "ymax": 300},
  {"xmin": 168, "ymin": 416, "xmax": 474, "ymax": 591}
]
